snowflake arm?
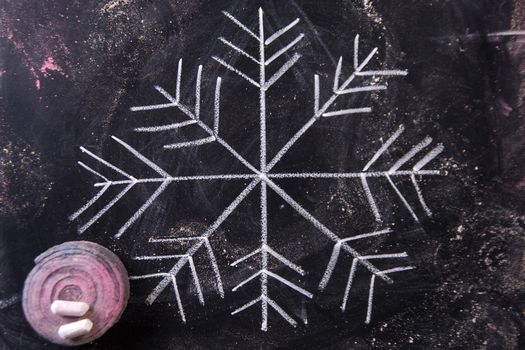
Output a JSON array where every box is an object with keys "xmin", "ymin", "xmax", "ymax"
[
  {"xmin": 266, "ymin": 34, "xmax": 408, "ymax": 172},
  {"xmin": 70, "ymin": 136, "xmax": 257, "ymax": 237},
  {"xmin": 268, "ymin": 125, "xmax": 445, "ymax": 223},
  {"xmin": 132, "ymin": 178, "xmax": 260, "ymax": 308}
]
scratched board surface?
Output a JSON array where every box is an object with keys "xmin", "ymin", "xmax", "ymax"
[{"xmin": 1, "ymin": 0, "xmax": 525, "ymax": 349}]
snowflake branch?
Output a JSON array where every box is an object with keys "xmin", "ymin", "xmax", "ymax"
[
  {"xmin": 263, "ymin": 178, "xmax": 396, "ymax": 284},
  {"xmin": 133, "ymin": 254, "xmax": 204, "ymax": 305},
  {"xmin": 265, "ymin": 18, "xmax": 300, "ymax": 45},
  {"xmin": 215, "ymin": 7, "xmax": 303, "ymax": 172},
  {"xmin": 230, "ymin": 181, "xmax": 310, "ymax": 331},
  {"xmin": 141, "ymin": 178, "xmax": 261, "ymax": 306},
  {"xmin": 269, "ymin": 125, "xmax": 444, "ymax": 223},
  {"xmin": 70, "ymin": 136, "xmax": 257, "ymax": 237},
  {"xmin": 71, "ymin": 137, "xmax": 170, "ymax": 236},
  {"xmin": 130, "ymin": 63, "xmax": 260, "ymax": 174},
  {"xmin": 266, "ymin": 34, "xmax": 408, "ymax": 172}
]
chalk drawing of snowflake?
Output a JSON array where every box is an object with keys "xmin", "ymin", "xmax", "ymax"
[{"xmin": 69, "ymin": 8, "xmax": 445, "ymax": 330}]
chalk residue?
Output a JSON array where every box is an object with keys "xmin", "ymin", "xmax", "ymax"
[{"xmin": 362, "ymin": 0, "xmax": 384, "ymax": 28}]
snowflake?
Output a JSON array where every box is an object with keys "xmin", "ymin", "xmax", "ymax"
[{"xmin": 69, "ymin": 8, "xmax": 445, "ymax": 331}]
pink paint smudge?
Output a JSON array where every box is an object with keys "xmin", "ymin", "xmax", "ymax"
[
  {"xmin": 497, "ymin": 98, "xmax": 513, "ymax": 117},
  {"xmin": 39, "ymin": 56, "xmax": 63, "ymax": 77},
  {"xmin": 2, "ymin": 12, "xmax": 69, "ymax": 91}
]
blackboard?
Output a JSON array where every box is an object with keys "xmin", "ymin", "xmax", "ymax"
[{"xmin": 2, "ymin": 0, "xmax": 525, "ymax": 349}]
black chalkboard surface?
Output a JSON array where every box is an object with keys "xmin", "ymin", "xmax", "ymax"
[{"xmin": 2, "ymin": 0, "xmax": 525, "ymax": 349}]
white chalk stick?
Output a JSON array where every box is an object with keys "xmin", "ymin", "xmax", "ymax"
[
  {"xmin": 57, "ymin": 319, "xmax": 93, "ymax": 340},
  {"xmin": 51, "ymin": 300, "xmax": 90, "ymax": 317}
]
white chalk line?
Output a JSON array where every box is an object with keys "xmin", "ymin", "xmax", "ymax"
[
  {"xmin": 322, "ymin": 107, "xmax": 372, "ymax": 118},
  {"xmin": 301, "ymin": 299, "xmax": 308, "ymax": 325},
  {"xmin": 319, "ymin": 241, "xmax": 342, "ymax": 290},
  {"xmin": 365, "ymin": 274, "xmax": 376, "ymax": 324},
  {"xmin": 130, "ymin": 102, "xmax": 177, "ymax": 112},
  {"xmin": 414, "ymin": 144, "xmax": 444, "ymax": 171},
  {"xmin": 231, "ymin": 296, "xmax": 262, "ymax": 315},
  {"xmin": 389, "ymin": 137, "xmax": 432, "ymax": 172},
  {"xmin": 176, "ymin": 58, "xmax": 182, "ymax": 103},
  {"xmin": 268, "ymin": 170, "xmax": 442, "ymax": 179},
  {"xmin": 386, "ymin": 175, "xmax": 419, "ymax": 222},
  {"xmin": 231, "ymin": 248, "xmax": 262, "ymax": 266},
  {"xmin": 360, "ymin": 174, "xmax": 382, "ymax": 222},
  {"xmin": 265, "ymin": 34, "xmax": 304, "ymax": 66},
  {"xmin": 334, "ymin": 57, "xmax": 343, "ymax": 92},
  {"xmin": 134, "ymin": 254, "xmax": 187, "ymax": 260},
  {"xmin": 259, "ymin": 80, "xmax": 268, "ymax": 331},
  {"xmin": 212, "ymin": 56, "xmax": 260, "ymax": 88},
  {"xmin": 214, "ymin": 78, "xmax": 221, "ymax": 135},
  {"xmin": 360, "ymin": 252, "xmax": 408, "ymax": 260},
  {"xmin": 314, "ymin": 74, "xmax": 320, "ymax": 113},
  {"xmin": 265, "ymin": 18, "xmax": 300, "ymax": 45},
  {"xmin": 265, "ymin": 245, "xmax": 305, "ymax": 275},
  {"xmin": 187, "ymin": 256, "xmax": 205, "ymax": 305},
  {"xmin": 202, "ymin": 237, "xmax": 225, "ymax": 298},
  {"xmin": 222, "ymin": 10, "xmax": 260, "ymax": 42},
  {"xmin": 78, "ymin": 182, "xmax": 135, "ymax": 234},
  {"xmin": 341, "ymin": 259, "xmax": 358, "ymax": 311},
  {"xmin": 363, "ymin": 124, "xmax": 405, "ymax": 171},
  {"xmin": 232, "ymin": 270, "xmax": 262, "ymax": 292},
  {"xmin": 131, "ymin": 254, "xmax": 204, "ymax": 307},
  {"xmin": 171, "ymin": 276, "xmax": 186, "ymax": 322},
  {"xmin": 341, "ymin": 228, "xmax": 392, "ymax": 242},
  {"xmin": 266, "ymin": 116, "xmax": 317, "ymax": 171},
  {"xmin": 111, "ymin": 135, "xmax": 170, "ymax": 177},
  {"xmin": 134, "ymin": 120, "xmax": 197, "ymax": 132},
  {"xmin": 378, "ymin": 266, "xmax": 415, "ymax": 275},
  {"xmin": 77, "ymin": 161, "xmax": 108, "ymax": 181},
  {"xmin": 219, "ymin": 37, "xmax": 260, "ymax": 64},
  {"xmin": 354, "ymin": 34, "xmax": 360, "ymax": 70},
  {"xmin": 259, "ymin": 230, "xmax": 268, "ymax": 326},
  {"xmin": 336, "ymin": 85, "xmax": 387, "ymax": 95},
  {"xmin": 163, "ymin": 136, "xmax": 216, "ymax": 149},
  {"xmin": 259, "ymin": 11, "xmax": 267, "ymax": 172},
  {"xmin": 195, "ymin": 65, "xmax": 202, "ymax": 119},
  {"xmin": 69, "ymin": 182, "xmax": 110, "ymax": 221},
  {"xmin": 130, "ymin": 272, "xmax": 171, "ymax": 279},
  {"xmin": 266, "ymin": 296, "xmax": 297, "ymax": 327},
  {"xmin": 263, "ymin": 53, "xmax": 301, "ymax": 90},
  {"xmin": 356, "ymin": 70, "xmax": 408, "ymax": 77},
  {"xmin": 411, "ymin": 174, "xmax": 432, "ymax": 217}
]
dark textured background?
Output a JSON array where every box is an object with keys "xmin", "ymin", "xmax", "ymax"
[{"xmin": 1, "ymin": 0, "xmax": 525, "ymax": 349}]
